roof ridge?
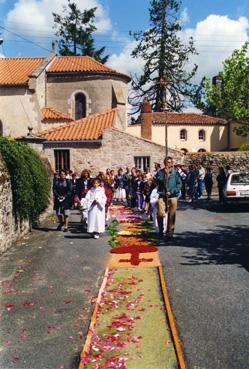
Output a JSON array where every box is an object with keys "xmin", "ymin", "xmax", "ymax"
[
  {"xmin": 41, "ymin": 107, "xmax": 74, "ymax": 121},
  {"xmin": 75, "ymin": 108, "xmax": 117, "ymax": 123},
  {"xmin": 54, "ymin": 55, "xmax": 112, "ymax": 68},
  {"xmin": 2, "ymin": 57, "xmax": 45, "ymax": 60},
  {"xmin": 38, "ymin": 109, "xmax": 117, "ymax": 136}
]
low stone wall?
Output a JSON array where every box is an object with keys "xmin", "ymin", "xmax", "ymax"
[
  {"xmin": 0, "ymin": 158, "xmax": 30, "ymax": 254},
  {"xmin": 0, "ymin": 156, "xmax": 53, "ymax": 255},
  {"xmin": 184, "ymin": 151, "xmax": 249, "ymax": 177}
]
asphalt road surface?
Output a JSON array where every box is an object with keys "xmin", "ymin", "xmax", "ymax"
[
  {"xmin": 0, "ymin": 211, "xmax": 110, "ymax": 369},
  {"xmin": 0, "ymin": 202, "xmax": 249, "ymax": 369},
  {"xmin": 160, "ymin": 199, "xmax": 249, "ymax": 369}
]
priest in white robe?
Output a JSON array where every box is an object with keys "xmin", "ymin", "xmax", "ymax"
[{"xmin": 85, "ymin": 179, "xmax": 107, "ymax": 239}]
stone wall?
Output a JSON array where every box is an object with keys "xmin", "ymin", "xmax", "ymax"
[
  {"xmin": 46, "ymin": 75, "xmax": 128, "ymax": 131},
  {"xmin": 184, "ymin": 151, "xmax": 249, "ymax": 178},
  {"xmin": 101, "ymin": 129, "xmax": 183, "ymax": 170},
  {"xmin": 0, "ymin": 157, "xmax": 29, "ymax": 254}
]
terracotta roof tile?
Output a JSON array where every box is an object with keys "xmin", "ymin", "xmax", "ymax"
[
  {"xmin": 0, "ymin": 55, "xmax": 130, "ymax": 85},
  {"xmin": 47, "ymin": 55, "xmax": 115, "ymax": 74},
  {"xmin": 0, "ymin": 57, "xmax": 45, "ymax": 85},
  {"xmin": 151, "ymin": 112, "xmax": 227, "ymax": 125},
  {"xmin": 41, "ymin": 107, "xmax": 74, "ymax": 122},
  {"xmin": 38, "ymin": 109, "xmax": 116, "ymax": 141}
]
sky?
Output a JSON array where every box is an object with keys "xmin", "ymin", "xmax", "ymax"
[{"xmin": 0, "ymin": 0, "xmax": 249, "ymax": 93}]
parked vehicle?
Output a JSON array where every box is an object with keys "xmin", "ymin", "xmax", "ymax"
[{"xmin": 224, "ymin": 172, "xmax": 249, "ymax": 204}]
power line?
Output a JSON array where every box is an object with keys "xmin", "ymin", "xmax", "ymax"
[
  {"xmin": 1, "ymin": 20, "xmax": 248, "ymax": 43},
  {"xmin": 0, "ymin": 25, "xmax": 51, "ymax": 53}
]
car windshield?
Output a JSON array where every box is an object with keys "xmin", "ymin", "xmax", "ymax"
[{"xmin": 231, "ymin": 173, "xmax": 249, "ymax": 184}]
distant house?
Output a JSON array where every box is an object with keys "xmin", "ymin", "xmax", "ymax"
[{"xmin": 126, "ymin": 99, "xmax": 248, "ymax": 152}]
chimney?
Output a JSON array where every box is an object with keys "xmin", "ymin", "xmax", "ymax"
[{"xmin": 141, "ymin": 98, "xmax": 152, "ymax": 140}]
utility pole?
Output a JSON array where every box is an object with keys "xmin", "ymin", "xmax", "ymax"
[{"xmin": 160, "ymin": 77, "xmax": 169, "ymax": 157}]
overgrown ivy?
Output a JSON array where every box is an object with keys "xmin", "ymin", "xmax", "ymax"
[{"xmin": 0, "ymin": 137, "xmax": 51, "ymax": 224}]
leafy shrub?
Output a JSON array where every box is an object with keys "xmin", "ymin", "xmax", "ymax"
[
  {"xmin": 239, "ymin": 143, "xmax": 249, "ymax": 151},
  {"xmin": 107, "ymin": 218, "xmax": 120, "ymax": 248},
  {"xmin": 0, "ymin": 137, "xmax": 51, "ymax": 223}
]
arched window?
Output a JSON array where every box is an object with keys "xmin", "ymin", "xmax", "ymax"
[
  {"xmin": 181, "ymin": 148, "xmax": 188, "ymax": 155},
  {"xmin": 198, "ymin": 148, "xmax": 206, "ymax": 153},
  {"xmin": 75, "ymin": 93, "xmax": 86, "ymax": 120},
  {"xmin": 0, "ymin": 120, "xmax": 2, "ymax": 136},
  {"xmin": 199, "ymin": 129, "xmax": 206, "ymax": 141},
  {"xmin": 180, "ymin": 129, "xmax": 187, "ymax": 141}
]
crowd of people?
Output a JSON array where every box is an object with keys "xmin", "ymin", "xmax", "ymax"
[{"xmin": 52, "ymin": 160, "xmax": 232, "ymax": 239}]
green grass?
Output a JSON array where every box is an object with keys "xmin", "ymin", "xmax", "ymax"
[{"xmin": 84, "ymin": 268, "xmax": 178, "ymax": 369}]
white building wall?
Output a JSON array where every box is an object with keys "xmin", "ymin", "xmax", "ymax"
[{"xmin": 0, "ymin": 87, "xmax": 40, "ymax": 137}]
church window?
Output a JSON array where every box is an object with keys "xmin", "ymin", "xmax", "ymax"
[{"xmin": 75, "ymin": 93, "xmax": 86, "ymax": 120}]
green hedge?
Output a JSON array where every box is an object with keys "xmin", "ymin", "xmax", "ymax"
[
  {"xmin": 239, "ymin": 143, "xmax": 249, "ymax": 151},
  {"xmin": 0, "ymin": 137, "xmax": 51, "ymax": 223}
]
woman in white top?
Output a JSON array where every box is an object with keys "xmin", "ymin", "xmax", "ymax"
[
  {"xmin": 85, "ymin": 178, "xmax": 107, "ymax": 239},
  {"xmin": 150, "ymin": 187, "xmax": 167, "ymax": 234}
]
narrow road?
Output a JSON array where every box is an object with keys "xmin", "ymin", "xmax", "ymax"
[
  {"xmin": 0, "ymin": 211, "xmax": 109, "ymax": 369},
  {"xmin": 160, "ymin": 200, "xmax": 249, "ymax": 369},
  {"xmin": 1, "ymin": 202, "xmax": 249, "ymax": 369}
]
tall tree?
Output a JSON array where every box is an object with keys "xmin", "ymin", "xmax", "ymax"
[
  {"xmin": 53, "ymin": 0, "xmax": 108, "ymax": 63},
  {"xmin": 193, "ymin": 42, "xmax": 249, "ymax": 136},
  {"xmin": 129, "ymin": 0, "xmax": 197, "ymax": 113}
]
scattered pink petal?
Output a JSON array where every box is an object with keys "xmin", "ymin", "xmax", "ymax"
[
  {"xmin": 5, "ymin": 303, "xmax": 14, "ymax": 311},
  {"xmin": 23, "ymin": 301, "xmax": 34, "ymax": 308},
  {"xmin": 78, "ymin": 332, "xmax": 84, "ymax": 340},
  {"xmin": 116, "ymin": 327, "xmax": 126, "ymax": 332},
  {"xmin": 64, "ymin": 299, "xmax": 72, "ymax": 304}
]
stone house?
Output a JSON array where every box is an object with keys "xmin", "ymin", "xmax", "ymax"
[
  {"xmin": 1, "ymin": 54, "xmax": 184, "ymax": 172},
  {"xmin": 126, "ymin": 99, "xmax": 248, "ymax": 153},
  {"xmin": 32, "ymin": 109, "xmax": 182, "ymax": 174},
  {"xmin": 0, "ymin": 53, "xmax": 130, "ymax": 137}
]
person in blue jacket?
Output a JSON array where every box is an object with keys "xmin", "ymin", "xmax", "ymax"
[{"xmin": 156, "ymin": 156, "xmax": 182, "ymax": 239}]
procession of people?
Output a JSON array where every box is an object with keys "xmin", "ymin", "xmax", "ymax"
[{"xmin": 52, "ymin": 158, "xmax": 231, "ymax": 239}]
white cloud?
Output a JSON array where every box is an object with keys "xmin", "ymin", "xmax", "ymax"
[
  {"xmin": 5, "ymin": 0, "xmax": 112, "ymax": 37},
  {"xmin": 108, "ymin": 14, "xmax": 249, "ymax": 85},
  {"xmin": 180, "ymin": 8, "xmax": 190, "ymax": 25},
  {"xmin": 182, "ymin": 15, "xmax": 249, "ymax": 83},
  {"xmin": 107, "ymin": 39, "xmax": 143, "ymax": 77}
]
